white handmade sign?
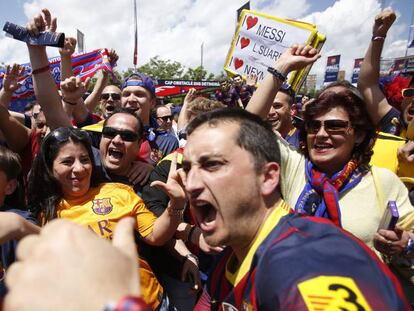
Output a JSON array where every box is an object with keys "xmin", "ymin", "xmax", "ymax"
[{"xmin": 224, "ymin": 10, "xmax": 325, "ymax": 91}]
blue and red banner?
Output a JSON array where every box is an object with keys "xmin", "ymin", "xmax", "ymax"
[
  {"xmin": 324, "ymin": 55, "xmax": 341, "ymax": 83},
  {"xmin": 351, "ymin": 58, "xmax": 364, "ymax": 84},
  {"xmin": 0, "ymin": 48, "xmax": 113, "ymax": 100}
]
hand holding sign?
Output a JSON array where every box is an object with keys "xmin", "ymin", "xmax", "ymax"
[
  {"xmin": 4, "ymin": 9, "xmax": 64, "ymax": 48},
  {"xmin": 27, "ymin": 9, "xmax": 57, "ymax": 36},
  {"xmin": 225, "ymin": 9, "xmax": 325, "ymax": 90},
  {"xmin": 275, "ymin": 44, "xmax": 321, "ymax": 74}
]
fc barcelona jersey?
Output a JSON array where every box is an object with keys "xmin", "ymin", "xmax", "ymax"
[{"xmin": 203, "ymin": 201, "xmax": 409, "ymax": 311}]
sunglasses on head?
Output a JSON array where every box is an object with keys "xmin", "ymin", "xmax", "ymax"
[
  {"xmin": 305, "ymin": 119, "xmax": 352, "ymax": 134},
  {"xmin": 402, "ymin": 88, "xmax": 414, "ymax": 98},
  {"xmin": 157, "ymin": 115, "xmax": 172, "ymax": 122},
  {"xmin": 42, "ymin": 127, "xmax": 91, "ymax": 152},
  {"xmin": 102, "ymin": 127, "xmax": 139, "ymax": 142},
  {"xmin": 101, "ymin": 93, "xmax": 121, "ymax": 100}
]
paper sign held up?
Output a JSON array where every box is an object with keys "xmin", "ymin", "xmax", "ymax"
[{"xmin": 224, "ymin": 9, "xmax": 325, "ymax": 92}]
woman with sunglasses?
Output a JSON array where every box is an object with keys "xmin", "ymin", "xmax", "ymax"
[
  {"xmin": 247, "ymin": 44, "xmax": 414, "ymax": 260},
  {"xmin": 27, "ymin": 127, "xmax": 184, "ymax": 310}
]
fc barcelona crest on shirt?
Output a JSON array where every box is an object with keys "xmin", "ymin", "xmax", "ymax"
[{"xmin": 91, "ymin": 198, "xmax": 113, "ymax": 215}]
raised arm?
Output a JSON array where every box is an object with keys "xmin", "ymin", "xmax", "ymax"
[
  {"xmin": 144, "ymin": 153, "xmax": 186, "ymax": 245},
  {"xmin": 247, "ymin": 44, "xmax": 320, "ymax": 119},
  {"xmin": 177, "ymin": 88, "xmax": 197, "ymax": 131},
  {"xmin": 358, "ymin": 9, "xmax": 396, "ymax": 125},
  {"xmin": 26, "ymin": 9, "xmax": 71, "ymax": 129},
  {"xmin": 0, "ymin": 64, "xmax": 25, "ymax": 110},
  {"xmin": 59, "ymin": 37, "xmax": 76, "ymax": 80},
  {"xmin": 84, "ymin": 70, "xmax": 109, "ymax": 112},
  {"xmin": 0, "ymin": 65, "xmax": 31, "ymax": 152},
  {"xmin": 59, "ymin": 75, "xmax": 90, "ymax": 125},
  {"xmin": 0, "ymin": 212, "xmax": 40, "ymax": 244},
  {"xmin": 84, "ymin": 49, "xmax": 118, "ymax": 112}
]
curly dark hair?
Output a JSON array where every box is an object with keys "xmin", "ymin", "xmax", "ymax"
[
  {"xmin": 298, "ymin": 87, "xmax": 377, "ymax": 169},
  {"xmin": 28, "ymin": 127, "xmax": 99, "ymax": 224}
]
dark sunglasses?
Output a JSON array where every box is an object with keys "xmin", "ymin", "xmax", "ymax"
[
  {"xmin": 101, "ymin": 93, "xmax": 121, "ymax": 100},
  {"xmin": 305, "ymin": 119, "xmax": 352, "ymax": 134},
  {"xmin": 157, "ymin": 115, "xmax": 172, "ymax": 122},
  {"xmin": 402, "ymin": 88, "xmax": 414, "ymax": 98},
  {"xmin": 102, "ymin": 127, "xmax": 139, "ymax": 142}
]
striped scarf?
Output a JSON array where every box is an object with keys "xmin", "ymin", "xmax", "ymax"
[{"xmin": 295, "ymin": 158, "xmax": 364, "ymax": 227}]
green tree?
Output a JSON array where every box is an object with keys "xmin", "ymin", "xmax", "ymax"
[
  {"xmin": 124, "ymin": 56, "xmax": 186, "ymax": 80},
  {"xmin": 182, "ymin": 66, "xmax": 214, "ymax": 81},
  {"xmin": 214, "ymin": 71, "xmax": 228, "ymax": 81}
]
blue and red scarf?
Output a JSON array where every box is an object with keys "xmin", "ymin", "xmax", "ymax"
[{"xmin": 294, "ymin": 159, "xmax": 365, "ymax": 227}]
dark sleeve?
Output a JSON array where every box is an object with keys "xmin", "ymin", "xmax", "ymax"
[
  {"xmin": 245, "ymin": 85, "xmax": 256, "ymax": 94},
  {"xmin": 378, "ymin": 107, "xmax": 404, "ymax": 135},
  {"xmin": 232, "ymin": 88, "xmax": 240, "ymax": 100},
  {"xmin": 255, "ymin": 217, "xmax": 408, "ymax": 311},
  {"xmin": 142, "ymin": 160, "xmax": 172, "ymax": 217}
]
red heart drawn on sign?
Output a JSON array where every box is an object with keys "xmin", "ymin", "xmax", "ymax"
[
  {"xmin": 234, "ymin": 58, "xmax": 244, "ymax": 70},
  {"xmin": 240, "ymin": 37, "xmax": 250, "ymax": 49},
  {"xmin": 246, "ymin": 16, "xmax": 258, "ymax": 30}
]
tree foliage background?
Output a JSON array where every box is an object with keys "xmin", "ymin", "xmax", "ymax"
[{"xmin": 88, "ymin": 55, "xmax": 226, "ymax": 93}]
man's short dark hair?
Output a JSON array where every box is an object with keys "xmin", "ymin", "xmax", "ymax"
[
  {"xmin": 187, "ymin": 108, "xmax": 281, "ymax": 172},
  {"xmin": 279, "ymin": 83, "xmax": 295, "ymax": 106}
]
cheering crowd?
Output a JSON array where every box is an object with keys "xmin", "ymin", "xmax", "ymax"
[{"xmin": 0, "ymin": 7, "xmax": 414, "ymax": 311}]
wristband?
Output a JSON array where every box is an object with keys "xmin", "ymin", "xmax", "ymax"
[
  {"xmin": 103, "ymin": 296, "xmax": 151, "ymax": 311},
  {"xmin": 62, "ymin": 98, "xmax": 78, "ymax": 106},
  {"xmin": 31, "ymin": 64, "xmax": 50, "ymax": 75},
  {"xmin": 267, "ymin": 67, "xmax": 287, "ymax": 82},
  {"xmin": 185, "ymin": 253, "xmax": 199, "ymax": 266},
  {"xmin": 372, "ymin": 35, "xmax": 386, "ymax": 41}
]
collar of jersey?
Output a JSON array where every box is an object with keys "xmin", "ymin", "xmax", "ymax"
[{"xmin": 225, "ymin": 200, "xmax": 291, "ymax": 286}]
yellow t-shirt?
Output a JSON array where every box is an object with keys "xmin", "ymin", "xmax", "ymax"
[
  {"xmin": 370, "ymin": 132, "xmax": 406, "ymax": 174},
  {"xmin": 57, "ymin": 182, "xmax": 163, "ymax": 309}
]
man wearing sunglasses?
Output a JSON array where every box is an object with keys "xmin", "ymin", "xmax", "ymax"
[
  {"xmin": 98, "ymin": 108, "xmax": 153, "ymax": 196},
  {"xmin": 154, "ymin": 105, "xmax": 174, "ymax": 132},
  {"xmin": 99, "ymin": 85, "xmax": 122, "ymax": 119}
]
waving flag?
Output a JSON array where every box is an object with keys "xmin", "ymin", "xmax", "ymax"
[{"xmin": 0, "ymin": 48, "xmax": 113, "ymax": 100}]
